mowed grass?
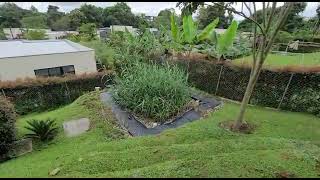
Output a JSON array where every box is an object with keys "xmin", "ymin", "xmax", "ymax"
[
  {"xmin": 0, "ymin": 92, "xmax": 319, "ymax": 178},
  {"xmin": 232, "ymin": 51, "xmax": 320, "ymax": 69}
]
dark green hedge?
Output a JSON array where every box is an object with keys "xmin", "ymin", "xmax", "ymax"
[
  {"xmin": 1, "ymin": 73, "xmax": 114, "ymax": 115},
  {"xmin": 0, "ymin": 97, "xmax": 17, "ymax": 157},
  {"xmin": 174, "ymin": 59, "xmax": 320, "ymax": 116}
]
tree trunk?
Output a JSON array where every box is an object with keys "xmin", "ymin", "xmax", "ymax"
[{"xmin": 234, "ymin": 61, "xmax": 263, "ymax": 129}]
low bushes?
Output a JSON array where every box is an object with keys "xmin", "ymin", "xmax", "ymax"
[
  {"xmin": 0, "ymin": 97, "xmax": 17, "ymax": 157},
  {"xmin": 1, "ymin": 72, "xmax": 114, "ymax": 115},
  {"xmin": 111, "ymin": 63, "xmax": 190, "ymax": 122},
  {"xmin": 79, "ymin": 41, "xmax": 115, "ymax": 70},
  {"xmin": 289, "ymin": 88, "xmax": 320, "ymax": 116}
]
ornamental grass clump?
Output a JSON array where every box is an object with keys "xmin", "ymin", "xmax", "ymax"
[{"xmin": 111, "ymin": 63, "xmax": 190, "ymax": 123}]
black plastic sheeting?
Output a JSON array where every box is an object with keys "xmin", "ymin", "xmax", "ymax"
[{"xmin": 100, "ymin": 92, "xmax": 222, "ymax": 136}]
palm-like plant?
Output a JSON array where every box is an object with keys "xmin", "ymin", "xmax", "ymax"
[
  {"xmin": 24, "ymin": 119, "xmax": 59, "ymax": 142},
  {"xmin": 170, "ymin": 14, "xmax": 238, "ymax": 61}
]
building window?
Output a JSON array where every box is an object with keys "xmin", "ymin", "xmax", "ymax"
[
  {"xmin": 34, "ymin": 69, "xmax": 49, "ymax": 77},
  {"xmin": 34, "ymin": 65, "xmax": 75, "ymax": 77},
  {"xmin": 48, "ymin": 67, "xmax": 62, "ymax": 76},
  {"xmin": 62, "ymin": 65, "xmax": 75, "ymax": 75}
]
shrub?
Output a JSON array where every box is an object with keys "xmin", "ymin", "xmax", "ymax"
[
  {"xmin": 79, "ymin": 41, "xmax": 115, "ymax": 70},
  {"xmin": 111, "ymin": 63, "xmax": 190, "ymax": 122},
  {"xmin": 275, "ymin": 31, "xmax": 294, "ymax": 43},
  {"xmin": 24, "ymin": 119, "xmax": 59, "ymax": 142},
  {"xmin": 23, "ymin": 29, "xmax": 48, "ymax": 40},
  {"xmin": 78, "ymin": 23, "xmax": 97, "ymax": 41},
  {"xmin": 293, "ymin": 30, "xmax": 313, "ymax": 42},
  {"xmin": 289, "ymin": 88, "xmax": 320, "ymax": 117},
  {"xmin": 0, "ymin": 97, "xmax": 17, "ymax": 156},
  {"xmin": 0, "ymin": 28, "xmax": 6, "ymax": 40},
  {"xmin": 1, "ymin": 72, "xmax": 113, "ymax": 115}
]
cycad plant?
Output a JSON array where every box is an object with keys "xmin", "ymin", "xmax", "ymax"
[{"xmin": 24, "ymin": 119, "xmax": 59, "ymax": 142}]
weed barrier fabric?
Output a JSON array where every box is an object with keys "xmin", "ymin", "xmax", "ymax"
[{"xmin": 100, "ymin": 92, "xmax": 221, "ymax": 136}]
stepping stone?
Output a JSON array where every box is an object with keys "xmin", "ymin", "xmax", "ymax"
[{"xmin": 63, "ymin": 118, "xmax": 90, "ymax": 137}]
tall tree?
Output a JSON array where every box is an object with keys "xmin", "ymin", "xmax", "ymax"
[
  {"xmin": 176, "ymin": 2, "xmax": 294, "ymax": 131},
  {"xmin": 52, "ymin": 16, "xmax": 71, "ymax": 31},
  {"xmin": 154, "ymin": 8, "xmax": 180, "ymax": 29},
  {"xmin": 177, "ymin": 2, "xmax": 204, "ymax": 16},
  {"xmin": 21, "ymin": 15, "xmax": 48, "ymax": 29},
  {"xmin": 79, "ymin": 4, "xmax": 103, "ymax": 28},
  {"xmin": 0, "ymin": 3, "xmax": 27, "ymax": 27},
  {"xmin": 30, "ymin": 5, "xmax": 38, "ymax": 14},
  {"xmin": 282, "ymin": 2, "xmax": 306, "ymax": 32},
  {"xmin": 47, "ymin": 5, "xmax": 64, "ymax": 29},
  {"xmin": 68, "ymin": 9, "xmax": 85, "ymax": 30},
  {"xmin": 102, "ymin": 2, "xmax": 137, "ymax": 27},
  {"xmin": 135, "ymin": 13, "xmax": 151, "ymax": 30},
  {"xmin": 197, "ymin": 3, "xmax": 233, "ymax": 29},
  {"xmin": 238, "ymin": 2, "xmax": 306, "ymax": 33}
]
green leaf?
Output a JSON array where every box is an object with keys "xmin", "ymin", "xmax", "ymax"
[
  {"xmin": 197, "ymin": 18, "xmax": 219, "ymax": 41},
  {"xmin": 182, "ymin": 15, "xmax": 197, "ymax": 44},
  {"xmin": 170, "ymin": 14, "xmax": 180, "ymax": 43},
  {"xmin": 216, "ymin": 20, "xmax": 238, "ymax": 58}
]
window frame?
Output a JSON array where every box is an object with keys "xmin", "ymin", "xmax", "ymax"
[{"xmin": 34, "ymin": 65, "xmax": 75, "ymax": 77}]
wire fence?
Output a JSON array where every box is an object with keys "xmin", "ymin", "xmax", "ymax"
[{"xmin": 175, "ymin": 58, "xmax": 320, "ymax": 116}]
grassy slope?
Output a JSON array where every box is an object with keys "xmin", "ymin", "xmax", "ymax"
[
  {"xmin": 0, "ymin": 92, "xmax": 319, "ymax": 178},
  {"xmin": 232, "ymin": 52, "xmax": 320, "ymax": 68}
]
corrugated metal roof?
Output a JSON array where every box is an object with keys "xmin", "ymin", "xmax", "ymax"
[{"xmin": 0, "ymin": 39, "xmax": 93, "ymax": 59}]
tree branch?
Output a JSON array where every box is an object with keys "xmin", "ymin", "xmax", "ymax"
[
  {"xmin": 265, "ymin": 2, "xmax": 277, "ymax": 34},
  {"xmin": 264, "ymin": 3, "xmax": 294, "ymax": 56},
  {"xmin": 204, "ymin": 2, "xmax": 266, "ymax": 36}
]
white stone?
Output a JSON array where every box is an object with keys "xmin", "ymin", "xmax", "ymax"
[{"xmin": 63, "ymin": 118, "xmax": 90, "ymax": 137}]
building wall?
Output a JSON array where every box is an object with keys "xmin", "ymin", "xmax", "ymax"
[{"xmin": 0, "ymin": 51, "xmax": 96, "ymax": 81}]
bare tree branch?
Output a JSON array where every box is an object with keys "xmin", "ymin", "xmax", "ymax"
[
  {"xmin": 243, "ymin": 2, "xmax": 252, "ymax": 17},
  {"xmin": 204, "ymin": 2, "xmax": 266, "ymax": 35},
  {"xmin": 262, "ymin": 2, "xmax": 266, "ymax": 29},
  {"xmin": 265, "ymin": 2, "xmax": 277, "ymax": 34},
  {"xmin": 264, "ymin": 3, "xmax": 294, "ymax": 56}
]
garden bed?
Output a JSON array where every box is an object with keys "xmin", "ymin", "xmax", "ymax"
[{"xmin": 101, "ymin": 91, "xmax": 222, "ymax": 136}]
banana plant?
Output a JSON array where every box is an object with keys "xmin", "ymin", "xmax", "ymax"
[
  {"xmin": 215, "ymin": 20, "xmax": 239, "ymax": 60},
  {"xmin": 171, "ymin": 14, "xmax": 219, "ymax": 45},
  {"xmin": 170, "ymin": 14, "xmax": 238, "ymax": 61}
]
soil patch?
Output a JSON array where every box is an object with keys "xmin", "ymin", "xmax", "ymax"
[{"xmin": 219, "ymin": 120, "xmax": 256, "ymax": 134}]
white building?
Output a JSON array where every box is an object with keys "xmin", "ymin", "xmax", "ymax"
[
  {"xmin": 46, "ymin": 31, "xmax": 78, "ymax": 39},
  {"xmin": 3, "ymin": 28, "xmax": 78, "ymax": 40},
  {"xmin": 0, "ymin": 39, "xmax": 97, "ymax": 81}
]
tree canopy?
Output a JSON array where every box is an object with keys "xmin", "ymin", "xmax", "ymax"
[
  {"xmin": 197, "ymin": 3, "xmax": 233, "ymax": 29},
  {"xmin": 153, "ymin": 9, "xmax": 181, "ymax": 29},
  {"xmin": 238, "ymin": 2, "xmax": 307, "ymax": 33},
  {"xmin": 21, "ymin": 15, "xmax": 48, "ymax": 29}
]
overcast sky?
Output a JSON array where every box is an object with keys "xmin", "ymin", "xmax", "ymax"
[{"xmin": 2, "ymin": 2, "xmax": 319, "ymax": 21}]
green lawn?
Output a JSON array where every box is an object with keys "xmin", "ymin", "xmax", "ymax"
[
  {"xmin": 232, "ymin": 52, "xmax": 320, "ymax": 69},
  {"xmin": 0, "ymin": 92, "xmax": 319, "ymax": 178}
]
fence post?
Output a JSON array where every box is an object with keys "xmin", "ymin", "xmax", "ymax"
[
  {"xmin": 277, "ymin": 73, "xmax": 294, "ymax": 109},
  {"xmin": 1, "ymin": 89, "xmax": 6, "ymax": 99},
  {"xmin": 64, "ymin": 81, "xmax": 71, "ymax": 103},
  {"xmin": 215, "ymin": 65, "xmax": 224, "ymax": 95}
]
